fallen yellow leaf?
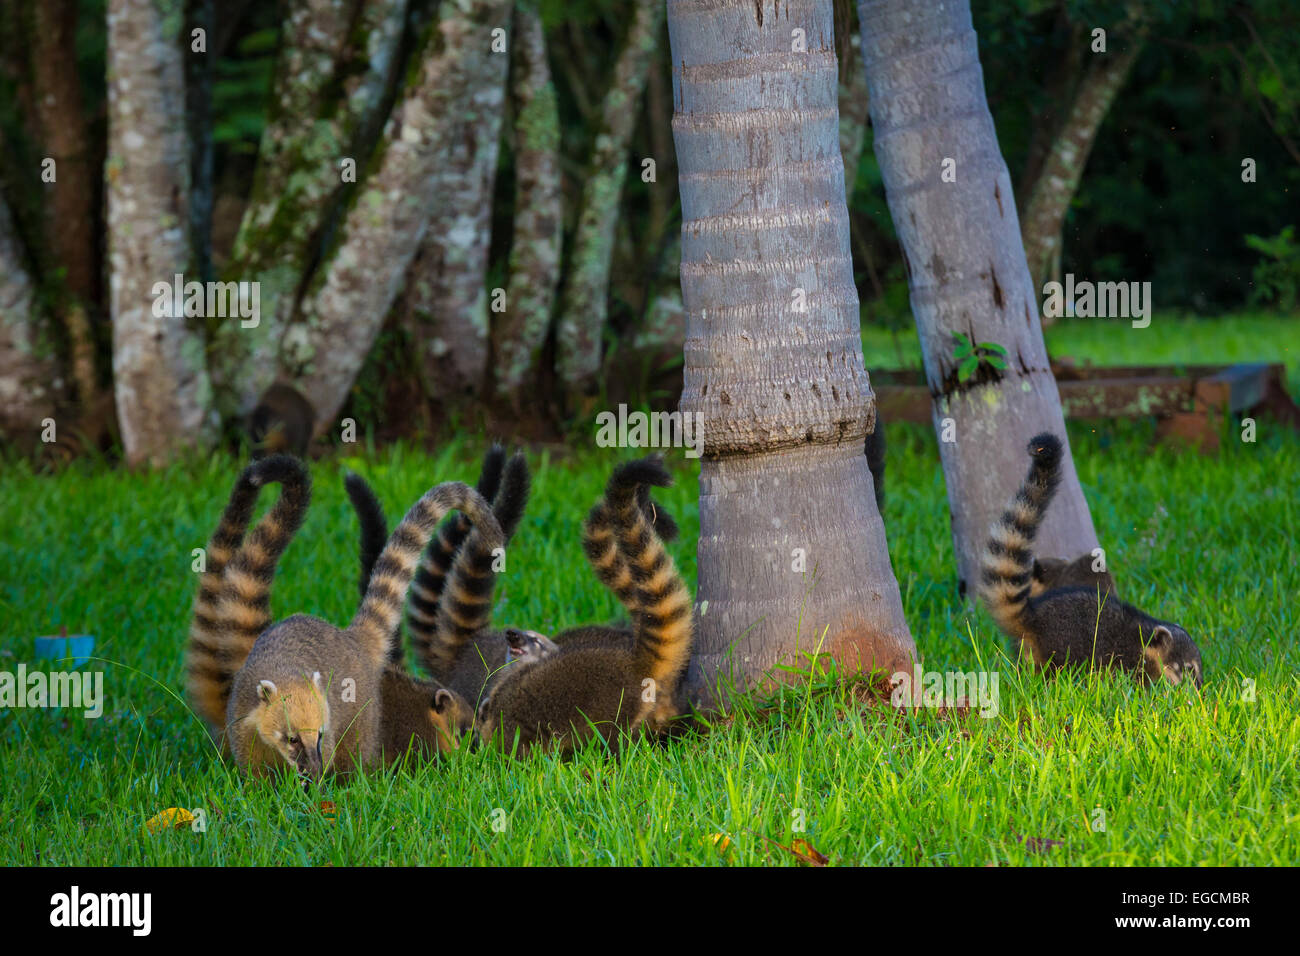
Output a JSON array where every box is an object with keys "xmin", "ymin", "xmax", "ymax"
[{"xmin": 144, "ymin": 807, "xmax": 194, "ymax": 834}]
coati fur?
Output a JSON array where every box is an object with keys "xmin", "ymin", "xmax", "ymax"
[
  {"xmin": 1031, "ymin": 553, "xmax": 1118, "ymax": 600},
  {"xmin": 248, "ymin": 383, "xmax": 315, "ymax": 459},
  {"xmin": 476, "ymin": 457, "xmax": 694, "ymax": 755},
  {"xmin": 192, "ymin": 471, "xmax": 502, "ymax": 779},
  {"xmin": 979, "ymin": 433, "xmax": 1203, "ymax": 688}
]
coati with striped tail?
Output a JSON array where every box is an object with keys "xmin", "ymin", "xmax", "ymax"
[
  {"xmin": 187, "ymin": 463, "xmax": 502, "ymax": 778},
  {"xmin": 1031, "ymin": 553, "xmax": 1118, "ymax": 600},
  {"xmin": 476, "ymin": 456, "xmax": 694, "ymax": 755},
  {"xmin": 345, "ymin": 458, "xmax": 557, "ymax": 712},
  {"xmin": 979, "ymin": 434, "xmax": 1202, "ymax": 687}
]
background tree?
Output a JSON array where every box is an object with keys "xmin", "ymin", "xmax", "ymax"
[
  {"xmin": 858, "ymin": 0, "xmax": 1099, "ymax": 590},
  {"xmin": 670, "ymin": 0, "xmax": 914, "ymax": 701}
]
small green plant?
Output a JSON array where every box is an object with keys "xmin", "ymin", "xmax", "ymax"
[
  {"xmin": 952, "ymin": 333, "xmax": 1008, "ymax": 382},
  {"xmin": 1245, "ymin": 226, "xmax": 1300, "ymax": 313}
]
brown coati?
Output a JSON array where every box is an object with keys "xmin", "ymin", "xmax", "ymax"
[
  {"xmin": 247, "ymin": 383, "xmax": 315, "ymax": 459},
  {"xmin": 194, "ymin": 474, "xmax": 502, "ymax": 779},
  {"xmin": 476, "ymin": 457, "xmax": 694, "ymax": 756},
  {"xmin": 1031, "ymin": 553, "xmax": 1118, "ymax": 599},
  {"xmin": 186, "ymin": 455, "xmax": 310, "ymax": 739},
  {"xmin": 345, "ymin": 455, "xmax": 557, "ymax": 710},
  {"xmin": 979, "ymin": 434, "xmax": 1202, "ymax": 688}
]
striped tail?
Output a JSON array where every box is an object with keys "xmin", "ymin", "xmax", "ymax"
[
  {"xmin": 604, "ymin": 457, "xmax": 693, "ymax": 727},
  {"xmin": 979, "ymin": 433, "xmax": 1064, "ymax": 635},
  {"xmin": 407, "ymin": 445, "xmax": 505, "ymax": 671},
  {"xmin": 186, "ymin": 455, "xmax": 311, "ymax": 735},
  {"xmin": 428, "ymin": 452, "xmax": 530, "ymax": 674},
  {"xmin": 351, "ymin": 482, "xmax": 504, "ymax": 670},
  {"xmin": 582, "ymin": 484, "xmax": 679, "ymax": 614}
]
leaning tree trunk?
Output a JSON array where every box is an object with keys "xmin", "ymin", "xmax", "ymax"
[
  {"xmin": 1020, "ymin": 33, "xmax": 1144, "ymax": 300},
  {"xmin": 0, "ymin": 195, "xmax": 60, "ymax": 441},
  {"xmin": 554, "ymin": 0, "xmax": 661, "ymax": 395},
  {"xmin": 106, "ymin": 0, "xmax": 214, "ymax": 466},
  {"xmin": 858, "ymin": 0, "xmax": 1099, "ymax": 591},
  {"xmin": 670, "ymin": 0, "xmax": 915, "ymax": 703}
]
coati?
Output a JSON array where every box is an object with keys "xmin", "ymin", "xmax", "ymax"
[
  {"xmin": 345, "ymin": 456, "xmax": 557, "ymax": 710},
  {"xmin": 247, "ymin": 383, "xmax": 315, "ymax": 459},
  {"xmin": 1031, "ymin": 553, "xmax": 1118, "ymax": 599},
  {"xmin": 476, "ymin": 456, "xmax": 694, "ymax": 755},
  {"xmin": 188, "ymin": 463, "xmax": 503, "ymax": 778},
  {"xmin": 979, "ymin": 433, "xmax": 1202, "ymax": 687}
]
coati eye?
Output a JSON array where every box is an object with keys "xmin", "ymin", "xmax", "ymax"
[{"xmin": 288, "ymin": 735, "xmax": 300, "ymax": 746}]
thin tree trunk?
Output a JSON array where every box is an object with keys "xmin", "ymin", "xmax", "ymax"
[
  {"xmin": 185, "ymin": 0, "xmax": 215, "ymax": 283},
  {"xmin": 106, "ymin": 0, "xmax": 214, "ymax": 466},
  {"xmin": 212, "ymin": 0, "xmax": 408, "ymax": 419},
  {"xmin": 289, "ymin": 0, "xmax": 513, "ymax": 436},
  {"xmin": 554, "ymin": 0, "xmax": 660, "ymax": 395},
  {"xmin": 837, "ymin": 7, "xmax": 869, "ymax": 202},
  {"xmin": 670, "ymin": 0, "xmax": 915, "ymax": 704},
  {"xmin": 858, "ymin": 0, "xmax": 1099, "ymax": 591},
  {"xmin": 1021, "ymin": 34, "xmax": 1144, "ymax": 301},
  {"xmin": 392, "ymin": 5, "xmax": 511, "ymax": 404},
  {"xmin": 493, "ymin": 2, "xmax": 562, "ymax": 401},
  {"xmin": 0, "ymin": 195, "xmax": 60, "ymax": 439}
]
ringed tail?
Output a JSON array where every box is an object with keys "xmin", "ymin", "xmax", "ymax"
[
  {"xmin": 979, "ymin": 433, "xmax": 1064, "ymax": 634},
  {"xmin": 186, "ymin": 455, "xmax": 311, "ymax": 734},
  {"xmin": 352, "ymin": 482, "xmax": 504, "ymax": 670},
  {"xmin": 408, "ymin": 445, "xmax": 505, "ymax": 669},
  {"xmin": 428, "ymin": 452, "xmax": 530, "ymax": 674},
  {"xmin": 581, "ymin": 486, "xmax": 678, "ymax": 614}
]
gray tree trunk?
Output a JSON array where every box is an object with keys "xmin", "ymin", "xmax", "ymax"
[
  {"xmin": 0, "ymin": 195, "xmax": 60, "ymax": 439},
  {"xmin": 212, "ymin": 0, "xmax": 408, "ymax": 419},
  {"xmin": 670, "ymin": 0, "xmax": 915, "ymax": 704},
  {"xmin": 106, "ymin": 0, "xmax": 214, "ymax": 466},
  {"xmin": 838, "ymin": 28, "xmax": 869, "ymax": 203},
  {"xmin": 392, "ymin": 5, "xmax": 511, "ymax": 404},
  {"xmin": 493, "ymin": 2, "xmax": 562, "ymax": 401},
  {"xmin": 554, "ymin": 0, "xmax": 661, "ymax": 394},
  {"xmin": 289, "ymin": 0, "xmax": 513, "ymax": 435},
  {"xmin": 858, "ymin": 0, "xmax": 1099, "ymax": 590}
]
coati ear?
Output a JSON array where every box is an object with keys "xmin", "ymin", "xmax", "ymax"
[
  {"xmin": 311, "ymin": 671, "xmax": 324, "ymax": 694},
  {"xmin": 1144, "ymin": 626, "xmax": 1174, "ymax": 661},
  {"xmin": 432, "ymin": 688, "xmax": 454, "ymax": 714},
  {"xmin": 258, "ymin": 679, "xmax": 278, "ymax": 703}
]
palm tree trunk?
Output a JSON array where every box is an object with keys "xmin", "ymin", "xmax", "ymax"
[
  {"xmin": 857, "ymin": 0, "xmax": 1099, "ymax": 591},
  {"xmin": 106, "ymin": 0, "xmax": 214, "ymax": 466},
  {"xmin": 670, "ymin": 0, "xmax": 915, "ymax": 703}
]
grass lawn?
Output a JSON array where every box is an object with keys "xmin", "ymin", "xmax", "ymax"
[{"xmin": 1, "ymin": 313, "xmax": 1297, "ymax": 866}]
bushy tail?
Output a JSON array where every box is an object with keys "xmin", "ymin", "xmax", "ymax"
[
  {"xmin": 407, "ymin": 445, "xmax": 505, "ymax": 670},
  {"xmin": 351, "ymin": 482, "xmax": 504, "ymax": 670},
  {"xmin": 186, "ymin": 455, "xmax": 311, "ymax": 734},
  {"xmin": 344, "ymin": 473, "xmax": 388, "ymax": 601},
  {"xmin": 428, "ymin": 452, "xmax": 530, "ymax": 674},
  {"xmin": 604, "ymin": 457, "xmax": 693, "ymax": 726},
  {"xmin": 582, "ymin": 484, "xmax": 679, "ymax": 613},
  {"xmin": 979, "ymin": 433, "xmax": 1064, "ymax": 634}
]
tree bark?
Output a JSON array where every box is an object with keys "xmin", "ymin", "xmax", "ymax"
[
  {"xmin": 837, "ymin": 4, "xmax": 869, "ymax": 202},
  {"xmin": 858, "ymin": 0, "xmax": 1099, "ymax": 590},
  {"xmin": 106, "ymin": 0, "xmax": 214, "ymax": 466},
  {"xmin": 0, "ymin": 194, "xmax": 60, "ymax": 439},
  {"xmin": 1021, "ymin": 33, "xmax": 1144, "ymax": 300},
  {"xmin": 670, "ymin": 0, "xmax": 915, "ymax": 703},
  {"xmin": 493, "ymin": 2, "xmax": 562, "ymax": 401},
  {"xmin": 212, "ymin": 0, "xmax": 408, "ymax": 418},
  {"xmin": 288, "ymin": 0, "xmax": 513, "ymax": 436},
  {"xmin": 392, "ymin": 4, "xmax": 511, "ymax": 404},
  {"xmin": 554, "ymin": 0, "xmax": 661, "ymax": 394}
]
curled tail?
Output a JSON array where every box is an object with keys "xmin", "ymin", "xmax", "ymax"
[
  {"xmin": 429, "ymin": 452, "xmax": 530, "ymax": 674},
  {"xmin": 979, "ymin": 433, "xmax": 1064, "ymax": 635},
  {"xmin": 604, "ymin": 457, "xmax": 693, "ymax": 726},
  {"xmin": 408, "ymin": 445, "xmax": 505, "ymax": 669},
  {"xmin": 352, "ymin": 482, "xmax": 504, "ymax": 670},
  {"xmin": 186, "ymin": 455, "xmax": 311, "ymax": 735},
  {"xmin": 582, "ymin": 485, "xmax": 679, "ymax": 614}
]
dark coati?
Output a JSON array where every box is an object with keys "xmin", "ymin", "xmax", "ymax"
[
  {"xmin": 476, "ymin": 457, "xmax": 694, "ymax": 755},
  {"xmin": 247, "ymin": 383, "xmax": 315, "ymax": 459},
  {"xmin": 187, "ymin": 463, "xmax": 502, "ymax": 778},
  {"xmin": 345, "ymin": 455, "xmax": 557, "ymax": 710},
  {"xmin": 1031, "ymin": 553, "xmax": 1118, "ymax": 599},
  {"xmin": 979, "ymin": 434, "xmax": 1202, "ymax": 687}
]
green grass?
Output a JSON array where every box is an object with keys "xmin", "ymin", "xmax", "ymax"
[{"xmin": 2, "ymin": 316, "xmax": 1298, "ymax": 866}]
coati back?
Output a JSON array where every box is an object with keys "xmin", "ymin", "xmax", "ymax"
[
  {"xmin": 477, "ymin": 457, "xmax": 694, "ymax": 755},
  {"xmin": 248, "ymin": 383, "xmax": 315, "ymax": 459},
  {"xmin": 221, "ymin": 480, "xmax": 503, "ymax": 779},
  {"xmin": 979, "ymin": 434, "xmax": 1203, "ymax": 687},
  {"xmin": 186, "ymin": 455, "xmax": 310, "ymax": 737},
  {"xmin": 1031, "ymin": 553, "xmax": 1118, "ymax": 599}
]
